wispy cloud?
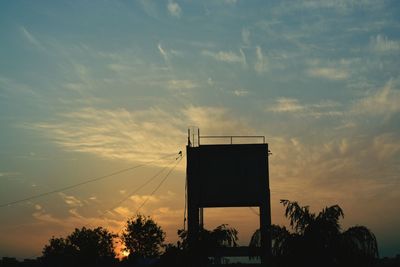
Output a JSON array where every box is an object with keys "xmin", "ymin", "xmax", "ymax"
[
  {"xmin": 157, "ymin": 43, "xmax": 181, "ymax": 68},
  {"xmin": 139, "ymin": 0, "xmax": 159, "ymax": 19},
  {"xmin": 167, "ymin": 1, "xmax": 182, "ymax": 18},
  {"xmin": 31, "ymin": 203, "xmax": 124, "ymax": 234},
  {"xmin": 30, "ymin": 107, "xmax": 184, "ymax": 164},
  {"xmin": 113, "ymin": 206, "xmax": 131, "ymax": 217},
  {"xmin": 242, "ymin": 28, "xmax": 251, "ymax": 45},
  {"xmin": 20, "ymin": 26, "xmax": 43, "ymax": 49},
  {"xmin": 183, "ymin": 106, "xmax": 252, "ymax": 135},
  {"xmin": 286, "ymin": 0, "xmax": 385, "ymax": 13},
  {"xmin": 372, "ymin": 133, "xmax": 400, "ymax": 161},
  {"xmin": 168, "ymin": 80, "xmax": 197, "ymax": 90},
  {"xmin": 254, "ymin": 46, "xmax": 268, "ymax": 73},
  {"xmin": 268, "ymin": 98, "xmax": 343, "ymax": 118},
  {"xmin": 0, "ymin": 76, "xmax": 39, "ymax": 98},
  {"xmin": 28, "ymin": 190, "xmax": 184, "ymax": 245},
  {"xmin": 108, "ymin": 63, "xmax": 132, "ymax": 73},
  {"xmin": 59, "ymin": 193, "xmax": 83, "ymax": 207},
  {"xmin": 269, "ymin": 80, "xmax": 400, "ymax": 119},
  {"xmin": 269, "ymin": 98, "xmax": 305, "ymax": 112},
  {"xmin": 233, "ymin": 89, "xmax": 249, "ymax": 97},
  {"xmin": 158, "ymin": 43, "xmax": 168, "ymax": 61},
  {"xmin": 370, "ymin": 34, "xmax": 400, "ymax": 52},
  {"xmin": 0, "ymin": 171, "xmax": 20, "ymax": 178},
  {"xmin": 307, "ymin": 67, "xmax": 348, "ymax": 80},
  {"xmin": 129, "ymin": 194, "xmax": 160, "ymax": 205},
  {"xmin": 28, "ymin": 106, "xmax": 252, "ymax": 165},
  {"xmin": 224, "ymin": 0, "xmax": 237, "ymax": 4},
  {"xmin": 202, "ymin": 49, "xmax": 247, "ymax": 66},
  {"xmin": 268, "ymin": 132, "xmax": 400, "ymax": 208},
  {"xmin": 352, "ymin": 80, "xmax": 400, "ymax": 117}
]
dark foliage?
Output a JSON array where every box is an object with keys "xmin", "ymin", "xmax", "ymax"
[
  {"xmin": 121, "ymin": 214, "xmax": 165, "ymax": 260},
  {"xmin": 40, "ymin": 227, "xmax": 116, "ymax": 267},
  {"xmin": 250, "ymin": 200, "xmax": 379, "ymax": 267},
  {"xmin": 160, "ymin": 224, "xmax": 238, "ymax": 266},
  {"xmin": 0, "ymin": 209, "xmax": 394, "ymax": 267}
]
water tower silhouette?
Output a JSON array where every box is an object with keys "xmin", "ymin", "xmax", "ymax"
[{"xmin": 186, "ymin": 128, "xmax": 272, "ymax": 266}]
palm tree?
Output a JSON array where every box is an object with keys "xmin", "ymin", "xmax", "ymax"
[{"xmin": 249, "ymin": 200, "xmax": 378, "ymax": 267}]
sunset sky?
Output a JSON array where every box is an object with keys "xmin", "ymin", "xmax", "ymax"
[{"xmin": 1, "ymin": 0, "xmax": 399, "ymax": 259}]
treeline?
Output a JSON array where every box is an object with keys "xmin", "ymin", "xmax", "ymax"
[
  {"xmin": 1, "ymin": 214, "xmax": 239, "ymax": 267},
  {"xmin": 1, "ymin": 200, "xmax": 396, "ymax": 267}
]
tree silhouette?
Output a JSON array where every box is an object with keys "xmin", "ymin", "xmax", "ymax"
[
  {"xmin": 41, "ymin": 227, "xmax": 116, "ymax": 267},
  {"xmin": 41, "ymin": 237, "xmax": 75, "ymax": 267},
  {"xmin": 249, "ymin": 200, "xmax": 378, "ymax": 267},
  {"xmin": 166, "ymin": 224, "xmax": 238, "ymax": 266},
  {"xmin": 201, "ymin": 224, "xmax": 238, "ymax": 264},
  {"xmin": 67, "ymin": 227, "xmax": 116, "ymax": 266},
  {"xmin": 121, "ymin": 214, "xmax": 165, "ymax": 260},
  {"xmin": 176, "ymin": 224, "xmax": 238, "ymax": 251}
]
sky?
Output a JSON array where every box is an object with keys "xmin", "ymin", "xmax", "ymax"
[{"xmin": 0, "ymin": 0, "xmax": 399, "ymax": 259}]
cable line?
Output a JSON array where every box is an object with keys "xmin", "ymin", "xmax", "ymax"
[
  {"xmin": 135, "ymin": 154, "xmax": 184, "ymax": 214},
  {"xmin": 0, "ymin": 152, "xmax": 180, "ymax": 208},
  {"xmin": 183, "ymin": 173, "xmax": 187, "ymax": 230},
  {"xmin": 105, "ymin": 157, "xmax": 177, "ymax": 215}
]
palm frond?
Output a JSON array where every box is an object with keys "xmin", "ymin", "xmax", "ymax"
[{"xmin": 280, "ymin": 199, "xmax": 315, "ymax": 234}]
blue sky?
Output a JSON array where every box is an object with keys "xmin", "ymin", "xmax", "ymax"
[{"xmin": 0, "ymin": 0, "xmax": 399, "ymax": 259}]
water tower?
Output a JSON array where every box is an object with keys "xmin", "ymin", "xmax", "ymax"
[{"xmin": 186, "ymin": 128, "xmax": 272, "ymax": 266}]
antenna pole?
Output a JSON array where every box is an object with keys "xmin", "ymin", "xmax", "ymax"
[
  {"xmin": 187, "ymin": 128, "xmax": 191, "ymax": 147},
  {"xmin": 198, "ymin": 128, "xmax": 200, "ymax": 146}
]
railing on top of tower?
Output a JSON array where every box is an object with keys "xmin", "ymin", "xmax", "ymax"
[
  {"xmin": 187, "ymin": 128, "xmax": 266, "ymax": 146},
  {"xmin": 200, "ymin": 135, "xmax": 266, "ymax": 145},
  {"xmin": 187, "ymin": 127, "xmax": 200, "ymax": 147}
]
